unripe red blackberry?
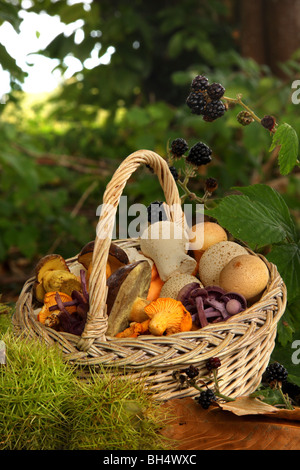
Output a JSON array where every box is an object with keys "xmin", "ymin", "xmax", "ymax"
[
  {"xmin": 206, "ymin": 357, "xmax": 221, "ymax": 371},
  {"xmin": 204, "ymin": 177, "xmax": 218, "ymax": 193},
  {"xmin": 261, "ymin": 115, "xmax": 276, "ymax": 131}
]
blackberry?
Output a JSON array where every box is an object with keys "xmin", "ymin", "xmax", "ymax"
[
  {"xmin": 169, "ymin": 165, "xmax": 179, "ymax": 181},
  {"xmin": 204, "ymin": 177, "xmax": 218, "ymax": 193},
  {"xmin": 263, "ymin": 362, "xmax": 288, "ymax": 384},
  {"xmin": 170, "ymin": 138, "xmax": 188, "ymax": 157},
  {"xmin": 147, "ymin": 201, "xmax": 168, "ymax": 224},
  {"xmin": 206, "ymin": 357, "xmax": 221, "ymax": 371},
  {"xmin": 196, "ymin": 389, "xmax": 216, "ymax": 409},
  {"xmin": 261, "ymin": 115, "xmax": 276, "ymax": 131},
  {"xmin": 182, "ymin": 365, "xmax": 199, "ymax": 379},
  {"xmin": 191, "ymin": 75, "xmax": 209, "ymax": 91},
  {"xmin": 203, "ymin": 100, "xmax": 226, "ymax": 121},
  {"xmin": 186, "ymin": 142, "xmax": 212, "ymax": 167},
  {"xmin": 186, "ymin": 91, "xmax": 207, "ymax": 115},
  {"xmin": 237, "ymin": 110, "xmax": 254, "ymax": 126},
  {"xmin": 207, "ymin": 82, "xmax": 225, "ymax": 100}
]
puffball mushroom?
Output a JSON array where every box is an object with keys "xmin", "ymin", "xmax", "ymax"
[
  {"xmin": 219, "ymin": 254, "xmax": 270, "ymax": 301},
  {"xmin": 189, "ymin": 221, "xmax": 228, "ymax": 262},
  {"xmin": 199, "ymin": 241, "xmax": 248, "ymax": 286},
  {"xmin": 159, "ymin": 273, "xmax": 203, "ymax": 300},
  {"xmin": 106, "ymin": 260, "xmax": 152, "ymax": 336},
  {"xmin": 140, "ymin": 220, "xmax": 197, "ymax": 282}
]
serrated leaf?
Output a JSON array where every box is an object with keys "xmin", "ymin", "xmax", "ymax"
[
  {"xmin": 207, "ymin": 184, "xmax": 298, "ymax": 250},
  {"xmin": 269, "ymin": 123, "xmax": 299, "ymax": 175},
  {"xmin": 233, "ymin": 184, "xmax": 298, "ymax": 242},
  {"xmin": 266, "ymin": 242, "xmax": 300, "ymax": 301}
]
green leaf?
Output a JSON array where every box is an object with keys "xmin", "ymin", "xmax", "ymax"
[
  {"xmin": 266, "ymin": 242, "xmax": 300, "ymax": 302},
  {"xmin": 234, "ymin": 184, "xmax": 298, "ymax": 242},
  {"xmin": 207, "ymin": 184, "xmax": 297, "ymax": 249},
  {"xmin": 269, "ymin": 123, "xmax": 299, "ymax": 175}
]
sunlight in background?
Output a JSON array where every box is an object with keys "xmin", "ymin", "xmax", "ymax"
[{"xmin": 0, "ymin": 1, "xmax": 115, "ymax": 97}]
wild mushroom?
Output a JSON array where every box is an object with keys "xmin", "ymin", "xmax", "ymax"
[
  {"xmin": 198, "ymin": 241, "xmax": 248, "ymax": 286},
  {"xmin": 106, "ymin": 260, "xmax": 152, "ymax": 336},
  {"xmin": 37, "ymin": 291, "xmax": 76, "ymax": 325},
  {"xmin": 34, "ymin": 254, "xmax": 70, "ymax": 302},
  {"xmin": 144, "ymin": 298, "xmax": 192, "ymax": 336},
  {"xmin": 218, "ymin": 254, "xmax": 270, "ymax": 301},
  {"xmin": 140, "ymin": 220, "xmax": 197, "ymax": 282},
  {"xmin": 159, "ymin": 274, "xmax": 203, "ymax": 300},
  {"xmin": 176, "ymin": 283, "xmax": 247, "ymax": 328},
  {"xmin": 78, "ymin": 240, "xmax": 129, "ymax": 274},
  {"xmin": 42, "ymin": 269, "xmax": 82, "ymax": 297}
]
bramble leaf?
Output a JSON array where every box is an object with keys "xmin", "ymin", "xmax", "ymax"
[
  {"xmin": 269, "ymin": 123, "xmax": 299, "ymax": 175},
  {"xmin": 207, "ymin": 184, "xmax": 298, "ymax": 249}
]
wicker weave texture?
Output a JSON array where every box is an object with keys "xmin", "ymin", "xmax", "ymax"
[{"xmin": 13, "ymin": 150, "xmax": 287, "ymax": 400}]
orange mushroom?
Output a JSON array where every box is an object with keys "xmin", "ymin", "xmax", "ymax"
[
  {"xmin": 115, "ymin": 319, "xmax": 151, "ymax": 338},
  {"xmin": 145, "ymin": 297, "xmax": 192, "ymax": 336},
  {"xmin": 37, "ymin": 291, "xmax": 76, "ymax": 324},
  {"xmin": 115, "ymin": 297, "xmax": 192, "ymax": 338}
]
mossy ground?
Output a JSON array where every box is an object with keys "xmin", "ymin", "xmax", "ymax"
[{"xmin": 0, "ymin": 306, "xmax": 173, "ymax": 450}]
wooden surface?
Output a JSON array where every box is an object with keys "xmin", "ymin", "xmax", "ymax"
[{"xmin": 160, "ymin": 398, "xmax": 300, "ymax": 450}]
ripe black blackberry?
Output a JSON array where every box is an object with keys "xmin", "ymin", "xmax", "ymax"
[
  {"xmin": 207, "ymin": 82, "xmax": 225, "ymax": 100},
  {"xmin": 182, "ymin": 365, "xmax": 199, "ymax": 379},
  {"xmin": 206, "ymin": 357, "xmax": 221, "ymax": 372},
  {"xmin": 186, "ymin": 91, "xmax": 207, "ymax": 115},
  {"xmin": 263, "ymin": 362, "xmax": 288, "ymax": 384},
  {"xmin": 191, "ymin": 75, "xmax": 209, "ymax": 91},
  {"xmin": 186, "ymin": 142, "xmax": 212, "ymax": 167},
  {"xmin": 196, "ymin": 389, "xmax": 216, "ymax": 409},
  {"xmin": 170, "ymin": 138, "xmax": 188, "ymax": 157},
  {"xmin": 169, "ymin": 165, "xmax": 179, "ymax": 181},
  {"xmin": 203, "ymin": 100, "xmax": 226, "ymax": 121},
  {"xmin": 147, "ymin": 201, "xmax": 167, "ymax": 224}
]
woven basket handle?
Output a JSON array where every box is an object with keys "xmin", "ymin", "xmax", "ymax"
[{"xmin": 77, "ymin": 150, "xmax": 183, "ymax": 350}]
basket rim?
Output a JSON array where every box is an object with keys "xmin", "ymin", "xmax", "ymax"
[{"xmin": 14, "ymin": 238, "xmax": 287, "ymax": 346}]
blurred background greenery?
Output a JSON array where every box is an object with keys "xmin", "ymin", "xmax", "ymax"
[{"xmin": 0, "ymin": 0, "xmax": 299, "ymax": 303}]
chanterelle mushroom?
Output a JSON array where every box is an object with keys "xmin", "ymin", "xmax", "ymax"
[
  {"xmin": 144, "ymin": 298, "xmax": 192, "ymax": 336},
  {"xmin": 106, "ymin": 260, "xmax": 152, "ymax": 336}
]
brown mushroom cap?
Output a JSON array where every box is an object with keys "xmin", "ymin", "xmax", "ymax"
[
  {"xmin": 106, "ymin": 260, "xmax": 152, "ymax": 336},
  {"xmin": 35, "ymin": 254, "xmax": 70, "ymax": 283},
  {"xmin": 78, "ymin": 241, "xmax": 129, "ymax": 273}
]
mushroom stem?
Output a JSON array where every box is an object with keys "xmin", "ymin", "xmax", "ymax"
[{"xmin": 129, "ymin": 297, "xmax": 151, "ymax": 323}]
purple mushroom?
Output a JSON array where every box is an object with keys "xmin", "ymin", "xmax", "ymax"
[{"xmin": 177, "ymin": 282, "xmax": 247, "ymax": 329}]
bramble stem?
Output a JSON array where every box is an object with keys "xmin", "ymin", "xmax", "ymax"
[{"xmin": 223, "ymin": 94, "xmax": 262, "ymax": 125}]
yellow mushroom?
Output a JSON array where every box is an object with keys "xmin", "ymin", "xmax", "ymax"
[{"xmin": 144, "ymin": 297, "xmax": 192, "ymax": 336}]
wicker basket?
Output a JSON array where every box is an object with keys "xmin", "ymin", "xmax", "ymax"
[{"xmin": 14, "ymin": 150, "xmax": 287, "ymax": 401}]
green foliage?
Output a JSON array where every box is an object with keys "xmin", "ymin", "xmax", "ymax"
[
  {"xmin": 0, "ymin": 329, "xmax": 170, "ymax": 450},
  {"xmin": 269, "ymin": 123, "xmax": 299, "ymax": 175}
]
